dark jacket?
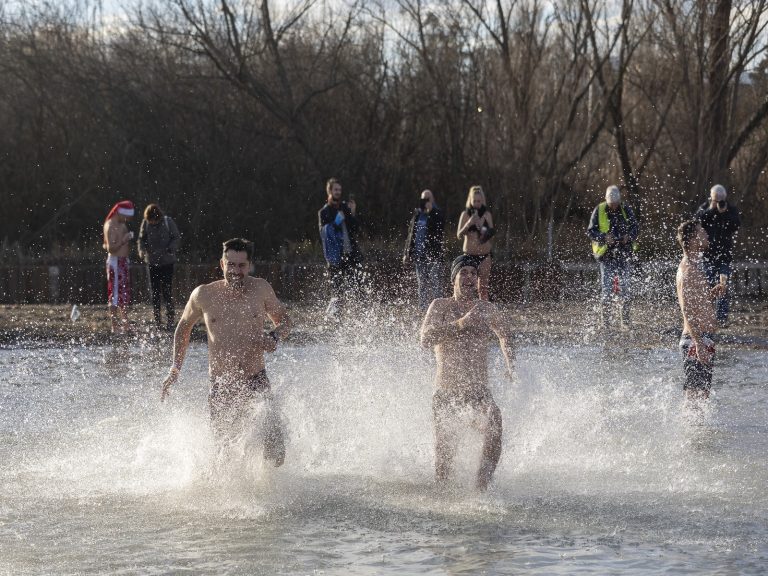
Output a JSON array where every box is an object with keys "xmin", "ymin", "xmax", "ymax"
[
  {"xmin": 696, "ymin": 202, "xmax": 741, "ymax": 265},
  {"xmin": 586, "ymin": 203, "xmax": 638, "ymax": 262},
  {"xmin": 403, "ymin": 206, "xmax": 445, "ymax": 263},
  {"xmin": 138, "ymin": 216, "xmax": 180, "ymax": 266},
  {"xmin": 318, "ymin": 201, "xmax": 361, "ymax": 265}
]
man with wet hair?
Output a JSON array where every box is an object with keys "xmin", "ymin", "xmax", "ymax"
[
  {"xmin": 676, "ymin": 220, "xmax": 718, "ymax": 401},
  {"xmin": 160, "ymin": 238, "xmax": 291, "ymax": 466},
  {"xmin": 419, "ymin": 254, "xmax": 515, "ymax": 491},
  {"xmin": 696, "ymin": 184, "xmax": 740, "ymax": 326}
]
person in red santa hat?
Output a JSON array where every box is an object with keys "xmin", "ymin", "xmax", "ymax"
[{"xmin": 103, "ymin": 200, "xmax": 135, "ymax": 334}]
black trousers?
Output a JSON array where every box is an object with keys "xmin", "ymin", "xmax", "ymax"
[
  {"xmin": 327, "ymin": 254, "xmax": 363, "ymax": 300},
  {"xmin": 148, "ymin": 263, "xmax": 175, "ymax": 327}
]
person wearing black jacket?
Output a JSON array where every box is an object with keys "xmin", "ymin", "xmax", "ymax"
[
  {"xmin": 318, "ymin": 178, "xmax": 363, "ymax": 318},
  {"xmin": 403, "ymin": 190, "xmax": 446, "ymax": 309},
  {"xmin": 696, "ymin": 184, "xmax": 741, "ymax": 326}
]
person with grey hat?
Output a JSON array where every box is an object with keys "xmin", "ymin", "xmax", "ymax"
[
  {"xmin": 419, "ymin": 255, "xmax": 515, "ymax": 491},
  {"xmin": 695, "ymin": 184, "xmax": 740, "ymax": 327},
  {"xmin": 587, "ymin": 185, "xmax": 639, "ymax": 330}
]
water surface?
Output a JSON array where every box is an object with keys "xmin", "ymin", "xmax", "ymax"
[{"xmin": 1, "ymin": 332, "xmax": 766, "ymax": 574}]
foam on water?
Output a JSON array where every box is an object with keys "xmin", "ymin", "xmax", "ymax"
[{"xmin": 1, "ymin": 322, "xmax": 767, "ymax": 573}]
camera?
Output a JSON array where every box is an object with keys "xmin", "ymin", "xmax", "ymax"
[
  {"xmin": 717, "ymin": 200, "xmax": 727, "ymax": 209},
  {"xmin": 419, "ymin": 198, "xmax": 428, "ymax": 210}
]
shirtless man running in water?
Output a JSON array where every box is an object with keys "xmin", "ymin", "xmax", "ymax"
[
  {"xmin": 160, "ymin": 238, "xmax": 291, "ymax": 466},
  {"xmin": 420, "ymin": 255, "xmax": 515, "ymax": 491},
  {"xmin": 676, "ymin": 220, "xmax": 720, "ymax": 402}
]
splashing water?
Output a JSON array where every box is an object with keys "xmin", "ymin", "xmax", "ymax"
[{"xmin": 1, "ymin": 326, "xmax": 766, "ymax": 574}]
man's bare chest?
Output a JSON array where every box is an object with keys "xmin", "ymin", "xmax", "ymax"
[{"xmin": 203, "ymin": 298, "xmax": 266, "ymax": 334}]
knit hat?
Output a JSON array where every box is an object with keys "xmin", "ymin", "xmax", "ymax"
[
  {"xmin": 605, "ymin": 185, "xmax": 621, "ymax": 204},
  {"xmin": 710, "ymin": 184, "xmax": 727, "ymax": 200},
  {"xmin": 450, "ymin": 254, "xmax": 479, "ymax": 284}
]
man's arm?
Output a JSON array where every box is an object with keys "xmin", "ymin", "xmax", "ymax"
[
  {"xmin": 586, "ymin": 207, "xmax": 604, "ymax": 242},
  {"xmin": 403, "ymin": 212, "xmax": 416, "ymax": 264},
  {"xmin": 420, "ymin": 300, "xmax": 460, "ymax": 348},
  {"xmin": 263, "ymin": 280, "xmax": 291, "ymax": 351},
  {"xmin": 160, "ymin": 287, "xmax": 204, "ymax": 401},
  {"xmin": 137, "ymin": 220, "xmax": 147, "ymax": 261},
  {"xmin": 167, "ymin": 217, "xmax": 181, "ymax": 254},
  {"xmin": 420, "ymin": 300, "xmax": 487, "ymax": 348},
  {"xmin": 485, "ymin": 305, "xmax": 515, "ymax": 376},
  {"xmin": 434, "ymin": 209, "xmax": 446, "ymax": 256},
  {"xmin": 626, "ymin": 205, "xmax": 639, "ymax": 241},
  {"xmin": 318, "ymin": 205, "xmax": 335, "ymax": 230},
  {"xmin": 730, "ymin": 207, "xmax": 741, "ymax": 231},
  {"xmin": 344, "ymin": 203, "xmax": 359, "ymax": 235}
]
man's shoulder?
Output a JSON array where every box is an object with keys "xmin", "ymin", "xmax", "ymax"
[
  {"xmin": 425, "ymin": 297, "xmax": 453, "ymax": 313},
  {"xmin": 431, "ymin": 296, "xmax": 454, "ymax": 306},
  {"xmin": 194, "ymin": 280, "xmax": 224, "ymax": 298},
  {"xmin": 247, "ymin": 275, "xmax": 273, "ymax": 290},
  {"xmin": 676, "ymin": 260, "xmax": 686, "ymax": 282}
]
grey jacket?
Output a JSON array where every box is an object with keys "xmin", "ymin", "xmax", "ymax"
[{"xmin": 138, "ymin": 216, "xmax": 180, "ymax": 266}]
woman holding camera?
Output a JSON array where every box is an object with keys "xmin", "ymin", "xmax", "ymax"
[{"xmin": 457, "ymin": 185, "xmax": 495, "ymax": 300}]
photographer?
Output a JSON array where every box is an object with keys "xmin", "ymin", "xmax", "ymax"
[
  {"xmin": 318, "ymin": 178, "xmax": 363, "ymax": 318},
  {"xmin": 403, "ymin": 189, "xmax": 445, "ymax": 310},
  {"xmin": 696, "ymin": 184, "xmax": 741, "ymax": 327}
]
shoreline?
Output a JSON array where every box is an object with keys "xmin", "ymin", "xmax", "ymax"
[{"xmin": 1, "ymin": 300, "xmax": 766, "ymax": 349}]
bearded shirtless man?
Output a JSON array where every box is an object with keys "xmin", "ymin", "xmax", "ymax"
[
  {"xmin": 676, "ymin": 220, "xmax": 720, "ymax": 401},
  {"xmin": 420, "ymin": 255, "xmax": 515, "ymax": 491},
  {"xmin": 160, "ymin": 238, "xmax": 291, "ymax": 466}
]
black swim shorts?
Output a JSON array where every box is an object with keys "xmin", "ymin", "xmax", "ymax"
[{"xmin": 679, "ymin": 334, "xmax": 715, "ymax": 392}]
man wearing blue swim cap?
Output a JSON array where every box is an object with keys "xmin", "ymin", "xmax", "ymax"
[{"xmin": 419, "ymin": 255, "xmax": 515, "ymax": 491}]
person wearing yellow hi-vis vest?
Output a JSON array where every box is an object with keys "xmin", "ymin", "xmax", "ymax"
[{"xmin": 587, "ymin": 185, "xmax": 639, "ymax": 330}]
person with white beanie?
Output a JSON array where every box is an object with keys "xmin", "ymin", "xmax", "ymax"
[
  {"xmin": 695, "ymin": 184, "xmax": 741, "ymax": 327},
  {"xmin": 587, "ymin": 185, "xmax": 639, "ymax": 330}
]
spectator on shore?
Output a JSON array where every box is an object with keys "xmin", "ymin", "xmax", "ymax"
[
  {"xmin": 587, "ymin": 185, "xmax": 639, "ymax": 330},
  {"xmin": 138, "ymin": 203, "xmax": 181, "ymax": 331},
  {"xmin": 403, "ymin": 189, "xmax": 446, "ymax": 310},
  {"xmin": 457, "ymin": 186, "xmax": 495, "ymax": 300},
  {"xmin": 318, "ymin": 178, "xmax": 363, "ymax": 319},
  {"xmin": 695, "ymin": 184, "xmax": 740, "ymax": 327},
  {"xmin": 103, "ymin": 200, "xmax": 135, "ymax": 334}
]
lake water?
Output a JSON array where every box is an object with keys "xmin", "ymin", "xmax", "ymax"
[{"xmin": 1, "ymin": 328, "xmax": 766, "ymax": 574}]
